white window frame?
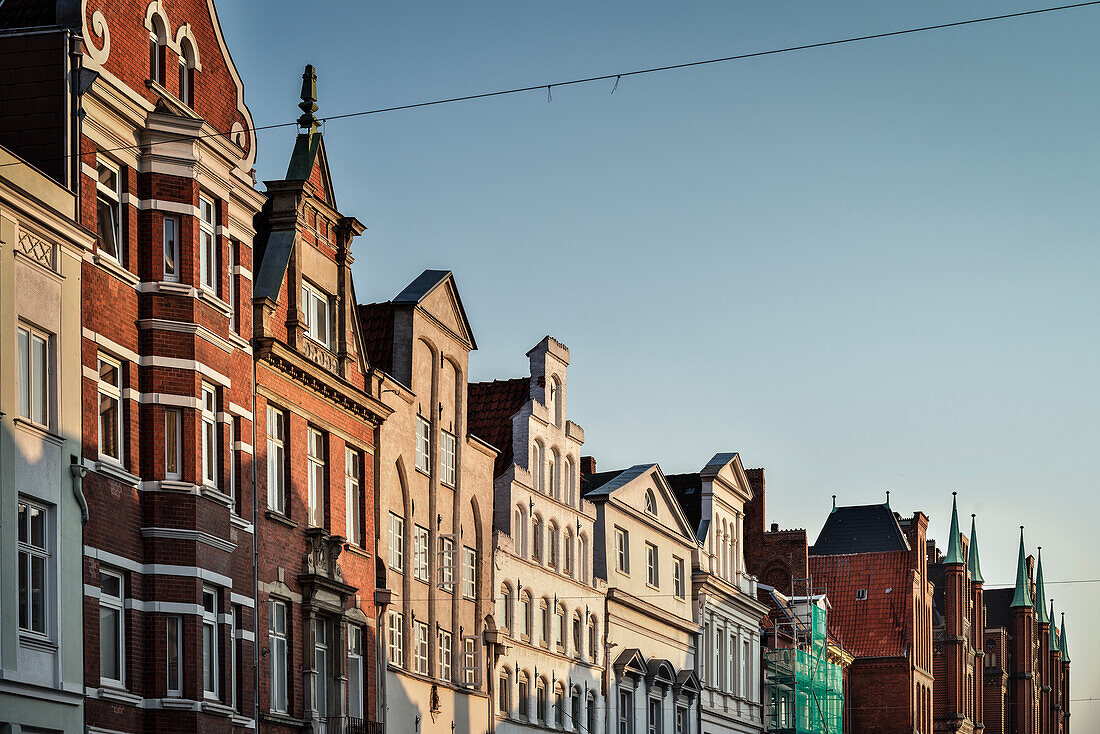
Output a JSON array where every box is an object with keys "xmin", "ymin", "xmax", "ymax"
[
  {"xmin": 227, "ymin": 241, "xmax": 237, "ymax": 331},
  {"xmin": 414, "ymin": 621, "xmax": 429, "ymax": 675},
  {"xmin": 555, "ymin": 605, "xmax": 566, "ymax": 653},
  {"xmin": 99, "ymin": 569, "xmax": 125, "ymax": 686},
  {"xmin": 96, "ymin": 160, "xmax": 122, "ymax": 263},
  {"xmin": 300, "ymin": 279, "xmax": 331, "ymax": 348},
  {"xmin": 202, "ymin": 587, "xmax": 219, "ymax": 699},
  {"xmin": 462, "ymin": 545, "xmax": 477, "ymax": 600},
  {"xmin": 727, "ymin": 629, "xmax": 736, "ymax": 694},
  {"xmin": 413, "ymin": 525, "xmax": 430, "ymax": 583},
  {"xmin": 149, "ymin": 31, "xmax": 162, "ymax": 84},
  {"xmin": 438, "ymin": 535, "xmax": 455, "ymax": 590},
  {"xmin": 17, "ymin": 323, "xmax": 50, "ymax": 427},
  {"xmin": 441, "ymin": 430, "xmax": 457, "ymax": 487},
  {"xmin": 199, "ymin": 194, "xmax": 217, "ymax": 294},
  {"xmin": 345, "ymin": 448, "xmax": 361, "ymax": 543},
  {"xmin": 462, "ymin": 635, "xmax": 478, "ymax": 687},
  {"xmin": 167, "ymin": 615, "xmax": 184, "ymax": 696},
  {"xmin": 266, "ymin": 406, "xmax": 286, "ymax": 513},
  {"xmin": 307, "ymin": 426, "xmax": 324, "ymax": 526},
  {"xmin": 314, "ymin": 618, "xmax": 329, "ymax": 718},
  {"xmin": 648, "ymin": 697, "xmax": 663, "ymax": 734},
  {"xmin": 616, "ymin": 527, "xmax": 629, "ymax": 574},
  {"xmin": 178, "ymin": 54, "xmax": 192, "ymax": 106},
  {"xmin": 201, "ymin": 383, "xmax": 218, "ymax": 488},
  {"xmin": 415, "ymin": 415, "xmax": 431, "ymax": 474},
  {"xmin": 163, "ymin": 215, "xmax": 180, "ymax": 282},
  {"xmin": 348, "ymin": 625, "xmax": 364, "ymax": 718},
  {"xmin": 269, "ymin": 600, "xmax": 288, "ymax": 713},
  {"xmin": 519, "ymin": 593, "xmax": 531, "ymax": 639},
  {"xmin": 97, "ymin": 354, "xmax": 123, "ymax": 463},
  {"xmin": 497, "ymin": 585, "xmax": 512, "ymax": 632},
  {"xmin": 673, "ymin": 556, "xmax": 686, "ymax": 599},
  {"xmin": 165, "ymin": 408, "xmax": 182, "ymax": 480},
  {"xmin": 438, "ymin": 628, "xmax": 453, "ymax": 681},
  {"xmin": 388, "ymin": 513, "xmax": 405, "ymax": 572},
  {"xmin": 646, "ymin": 542, "xmax": 659, "ymax": 587},
  {"xmin": 387, "ymin": 611, "xmax": 404, "ymax": 667}
]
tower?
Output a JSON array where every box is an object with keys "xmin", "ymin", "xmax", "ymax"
[
  {"xmin": 943, "ymin": 493, "xmax": 967, "ymax": 726},
  {"xmin": 1010, "ymin": 528, "xmax": 1035, "ymax": 734}
]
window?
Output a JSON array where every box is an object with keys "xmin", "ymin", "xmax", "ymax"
[
  {"xmin": 415, "ymin": 415, "xmax": 431, "ymax": 473},
  {"xmin": 413, "ymin": 525, "xmax": 429, "ymax": 582},
  {"xmin": 387, "ymin": 611, "xmax": 404, "ymax": 667},
  {"xmin": 462, "ymin": 546, "xmax": 477, "ymax": 600},
  {"xmin": 571, "ymin": 688, "xmax": 582, "ymax": 733},
  {"xmin": 618, "ymin": 688, "xmax": 634, "ymax": 734},
  {"xmin": 572, "ymin": 613, "xmax": 582, "ymax": 659},
  {"xmin": 519, "ymin": 592, "xmax": 531, "ymax": 638},
  {"xmin": 532, "ymin": 516, "xmax": 543, "ymax": 563},
  {"xmin": 348, "ymin": 626, "xmax": 364, "ymax": 718},
  {"xmin": 345, "ymin": 448, "xmax": 361, "ymax": 543},
  {"xmin": 388, "ymin": 514, "xmax": 404, "ymax": 571},
  {"xmin": 462, "ymin": 636, "xmax": 478, "ymax": 686},
  {"xmin": 564, "ymin": 528, "xmax": 574, "ymax": 576},
  {"xmin": 644, "ymin": 489, "xmax": 658, "ymax": 516},
  {"xmin": 532, "ymin": 443, "xmax": 543, "ymax": 492},
  {"xmin": 96, "ymin": 162, "xmax": 121, "ymax": 262},
  {"xmin": 589, "ymin": 616, "xmax": 598, "ymax": 664},
  {"xmin": 199, "ymin": 195, "xmax": 217, "ymax": 294},
  {"xmin": 228, "ymin": 419, "xmax": 237, "ymax": 504},
  {"xmin": 99, "ymin": 569, "xmax": 125, "ymax": 685},
  {"xmin": 441, "ymin": 430, "xmax": 457, "ymax": 487},
  {"xmin": 314, "ymin": 619, "xmax": 329, "ymax": 718},
  {"xmin": 549, "ymin": 522, "xmax": 559, "ymax": 569},
  {"xmin": 712, "ymin": 625, "xmax": 722, "ymax": 690},
  {"xmin": 648, "ymin": 697, "xmax": 663, "ymax": 734},
  {"xmin": 202, "ymin": 588, "xmax": 219, "ymax": 698},
  {"xmin": 439, "ymin": 536, "xmax": 455, "ymax": 589},
  {"xmin": 856, "ymin": 589, "xmax": 868, "ymax": 601},
  {"xmin": 536, "ymin": 678, "xmax": 547, "ymax": 723},
  {"xmin": 499, "ymin": 670, "xmax": 511, "ymax": 715},
  {"xmin": 300, "ymin": 280, "xmax": 331, "ymax": 348},
  {"xmin": 178, "ymin": 41, "xmax": 195, "ymax": 106},
  {"xmin": 555, "ymin": 684, "xmax": 565, "ymax": 729},
  {"xmin": 580, "ymin": 535, "xmax": 589, "ymax": 584},
  {"xmin": 149, "ymin": 31, "xmax": 164, "ymax": 84},
  {"xmin": 514, "ymin": 508, "xmax": 527, "ymax": 557},
  {"xmin": 269, "ymin": 600, "xmax": 288, "ymax": 712},
  {"xmin": 549, "ymin": 452, "xmax": 558, "ymax": 500},
  {"xmin": 727, "ymin": 630, "xmax": 736, "ymax": 694},
  {"xmin": 555, "ymin": 605, "xmax": 566, "ymax": 653},
  {"xmin": 438, "ymin": 628, "xmax": 453, "ymax": 680},
  {"xmin": 161, "ymin": 408, "xmax": 179, "ymax": 480},
  {"xmin": 414, "ymin": 621, "xmax": 429, "ymax": 675},
  {"xmin": 498, "ymin": 585, "xmax": 512, "ymax": 631},
  {"xmin": 307, "ymin": 427, "xmax": 324, "ymax": 526},
  {"xmin": 518, "ymin": 673, "xmax": 530, "ymax": 719},
  {"xmin": 201, "ymin": 383, "xmax": 218, "ymax": 487},
  {"xmin": 97, "ymin": 355, "xmax": 122, "ymax": 462},
  {"xmin": 743, "ymin": 638, "xmax": 751, "ymax": 699},
  {"xmin": 167, "ymin": 615, "xmax": 183, "ymax": 696},
  {"xmin": 539, "ymin": 599, "xmax": 550, "ymax": 647},
  {"xmin": 227, "ymin": 242, "xmax": 237, "ymax": 331},
  {"xmin": 588, "ymin": 693, "xmax": 597, "ymax": 734},
  {"xmin": 17, "ymin": 324, "xmax": 49, "ymax": 426},
  {"xmin": 676, "ymin": 706, "xmax": 688, "ymax": 734},
  {"xmin": 673, "ymin": 556, "xmax": 686, "ymax": 599},
  {"xmin": 231, "ymin": 606, "xmax": 242, "ymax": 712},
  {"xmin": 19, "ymin": 499, "xmax": 49, "ymax": 638},
  {"xmin": 266, "ymin": 406, "xmax": 287, "ymax": 512},
  {"xmin": 566, "ymin": 457, "xmax": 576, "ymax": 506},
  {"xmin": 616, "ymin": 527, "xmax": 629, "ymax": 574},
  {"xmin": 163, "ymin": 215, "xmax": 180, "ymax": 281}
]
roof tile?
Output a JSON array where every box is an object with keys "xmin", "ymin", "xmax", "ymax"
[
  {"xmin": 809, "ymin": 551, "xmax": 911, "ymax": 658},
  {"xmin": 467, "ymin": 378, "xmax": 530, "ymax": 478}
]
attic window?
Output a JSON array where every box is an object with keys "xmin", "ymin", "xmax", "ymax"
[
  {"xmin": 643, "ymin": 489, "xmax": 657, "ymax": 516},
  {"xmin": 301, "ymin": 280, "xmax": 332, "ymax": 349},
  {"xmin": 855, "ymin": 589, "xmax": 868, "ymax": 601}
]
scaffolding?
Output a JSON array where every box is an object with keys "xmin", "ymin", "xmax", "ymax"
[{"xmin": 764, "ymin": 592, "xmax": 844, "ymax": 733}]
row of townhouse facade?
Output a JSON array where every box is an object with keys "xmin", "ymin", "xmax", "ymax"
[{"xmin": 0, "ymin": 3, "xmax": 1073, "ymax": 734}]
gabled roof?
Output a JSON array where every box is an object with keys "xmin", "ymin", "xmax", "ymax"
[
  {"xmin": 467, "ymin": 377, "xmax": 531, "ymax": 478},
  {"xmin": 285, "ymin": 131, "xmax": 336, "ymax": 208},
  {"xmin": 392, "ymin": 270, "xmax": 477, "ymax": 350},
  {"xmin": 808, "ymin": 551, "xmax": 911, "ymax": 658},
  {"xmin": 674, "ymin": 669, "xmax": 701, "ymax": 699},
  {"xmin": 613, "ymin": 648, "xmax": 647, "ymax": 677},
  {"xmin": 668, "ymin": 452, "xmax": 751, "ymax": 543},
  {"xmin": 583, "ymin": 463, "xmax": 698, "ymax": 544},
  {"xmin": 582, "ymin": 465, "xmax": 651, "ymax": 497},
  {"xmin": 810, "ymin": 503, "xmax": 910, "ymax": 556}
]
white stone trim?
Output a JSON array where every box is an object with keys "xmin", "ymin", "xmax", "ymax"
[
  {"xmin": 83, "ymin": 546, "xmax": 233, "ymax": 587},
  {"xmin": 232, "ymin": 263, "xmax": 252, "ymax": 281},
  {"xmin": 141, "ymin": 526, "xmax": 236, "ymax": 553},
  {"xmin": 125, "ymin": 599, "xmax": 204, "ymax": 616},
  {"xmin": 228, "ymin": 401, "xmax": 253, "ymax": 421},
  {"xmin": 83, "ymin": 328, "xmax": 141, "ymax": 363},
  {"xmin": 234, "ymin": 440, "xmax": 254, "ymax": 455},
  {"xmin": 119, "ymin": 193, "xmax": 200, "ymax": 218},
  {"xmin": 138, "ymin": 318, "xmax": 236, "ymax": 354},
  {"xmin": 141, "ymin": 355, "xmax": 231, "ymax": 388},
  {"xmin": 230, "ymin": 592, "xmax": 255, "ymax": 609}
]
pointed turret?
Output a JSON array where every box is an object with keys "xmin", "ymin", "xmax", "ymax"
[
  {"xmin": 944, "ymin": 493, "xmax": 965, "ymax": 565},
  {"xmin": 967, "ymin": 514, "xmax": 984, "ymax": 583},
  {"xmin": 1059, "ymin": 614, "xmax": 1070, "ymax": 662},
  {"xmin": 1049, "ymin": 601, "xmax": 1060, "ymax": 652},
  {"xmin": 1035, "ymin": 547, "xmax": 1050, "ymax": 625},
  {"xmin": 1010, "ymin": 527, "xmax": 1033, "ymax": 608}
]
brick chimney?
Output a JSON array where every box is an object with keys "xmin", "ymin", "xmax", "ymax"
[{"xmin": 580, "ymin": 456, "xmax": 597, "ymax": 475}]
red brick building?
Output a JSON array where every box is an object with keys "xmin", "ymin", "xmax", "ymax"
[
  {"xmin": 251, "ymin": 67, "xmax": 391, "ymax": 731},
  {"xmin": 1, "ymin": 1, "xmax": 266, "ymax": 731},
  {"xmin": 807, "ymin": 500, "xmax": 934, "ymax": 734}
]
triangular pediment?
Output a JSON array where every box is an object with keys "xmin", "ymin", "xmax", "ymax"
[
  {"xmin": 398, "ymin": 271, "xmax": 476, "ymax": 350},
  {"xmin": 609, "ymin": 464, "xmax": 698, "ymax": 544},
  {"xmin": 700, "ymin": 452, "xmax": 753, "ymax": 503}
]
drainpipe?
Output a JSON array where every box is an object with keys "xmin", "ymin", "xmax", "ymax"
[{"xmin": 252, "ymin": 351, "xmax": 260, "ymax": 724}]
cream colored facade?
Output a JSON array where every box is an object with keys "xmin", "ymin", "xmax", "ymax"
[
  {"xmin": 480, "ymin": 337, "xmax": 607, "ymax": 734},
  {"xmin": 0, "ymin": 146, "xmax": 92, "ymax": 734},
  {"xmin": 372, "ymin": 271, "xmax": 497, "ymax": 734},
  {"xmin": 585, "ymin": 464, "xmax": 702, "ymax": 734}
]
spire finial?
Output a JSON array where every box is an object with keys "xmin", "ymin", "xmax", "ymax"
[
  {"xmin": 1035, "ymin": 546, "xmax": 1049, "ymax": 624},
  {"xmin": 967, "ymin": 513, "xmax": 984, "ymax": 583},
  {"xmin": 298, "ymin": 64, "xmax": 319, "ymax": 133},
  {"xmin": 831, "ymin": 495, "xmax": 836, "ymax": 512},
  {"xmin": 944, "ymin": 493, "xmax": 965, "ymax": 565},
  {"xmin": 885, "ymin": 490, "xmax": 891, "ymax": 508},
  {"xmin": 1010, "ymin": 526, "xmax": 1033, "ymax": 608},
  {"xmin": 1049, "ymin": 600, "xmax": 1060, "ymax": 652}
]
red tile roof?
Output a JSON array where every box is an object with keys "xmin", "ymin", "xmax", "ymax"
[
  {"xmin": 467, "ymin": 378, "xmax": 530, "ymax": 478},
  {"xmin": 357, "ymin": 302, "xmax": 395, "ymax": 375},
  {"xmin": 809, "ymin": 551, "xmax": 912, "ymax": 658}
]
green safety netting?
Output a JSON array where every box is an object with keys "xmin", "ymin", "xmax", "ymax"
[{"xmin": 764, "ymin": 604, "xmax": 844, "ymax": 734}]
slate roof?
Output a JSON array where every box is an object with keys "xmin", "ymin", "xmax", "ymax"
[
  {"xmin": 356, "ymin": 302, "xmax": 395, "ymax": 376},
  {"xmin": 466, "ymin": 377, "xmax": 530, "ymax": 478},
  {"xmin": 581, "ymin": 465, "xmax": 659, "ymax": 498},
  {"xmin": 808, "ymin": 551, "xmax": 911, "ymax": 658},
  {"xmin": 666, "ymin": 472, "xmax": 706, "ymax": 540},
  {"xmin": 810, "ymin": 503, "xmax": 911, "ymax": 556},
  {"xmin": 0, "ymin": 0, "xmax": 73, "ymax": 29},
  {"xmin": 983, "ymin": 588, "xmax": 1016, "ymax": 632}
]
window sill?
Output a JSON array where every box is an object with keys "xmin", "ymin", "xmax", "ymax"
[
  {"xmin": 156, "ymin": 280, "xmax": 194, "ymax": 296},
  {"xmin": 201, "ymin": 700, "xmax": 236, "ymax": 717},
  {"xmin": 229, "ymin": 513, "xmax": 253, "ymax": 532},
  {"xmin": 160, "ymin": 697, "xmax": 196, "ymax": 710},
  {"xmin": 197, "ymin": 288, "xmax": 233, "ymax": 318},
  {"xmin": 200, "ymin": 485, "xmax": 234, "ymax": 507},
  {"xmin": 12, "ymin": 417, "xmax": 64, "ymax": 446},
  {"xmin": 345, "ymin": 543, "xmax": 372, "ymax": 559},
  {"xmin": 415, "ymin": 466, "xmax": 432, "ymax": 479},
  {"xmin": 264, "ymin": 509, "xmax": 298, "ymax": 529},
  {"xmin": 95, "ymin": 459, "xmax": 140, "ymax": 487},
  {"xmin": 19, "ymin": 632, "xmax": 57, "ymax": 652},
  {"xmin": 98, "ymin": 685, "xmax": 141, "ymax": 706},
  {"xmin": 94, "ymin": 254, "xmax": 139, "ymax": 287}
]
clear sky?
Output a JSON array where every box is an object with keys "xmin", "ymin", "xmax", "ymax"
[{"xmin": 219, "ymin": 0, "xmax": 1098, "ymax": 720}]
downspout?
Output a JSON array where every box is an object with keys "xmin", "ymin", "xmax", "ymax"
[{"xmin": 252, "ymin": 350, "xmax": 260, "ymax": 723}]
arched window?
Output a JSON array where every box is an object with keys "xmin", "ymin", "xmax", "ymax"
[
  {"xmin": 539, "ymin": 598, "xmax": 550, "ymax": 647},
  {"xmin": 517, "ymin": 671, "xmax": 530, "ymax": 720},
  {"xmin": 587, "ymin": 692, "xmax": 597, "ymax": 733},
  {"xmin": 555, "ymin": 604, "xmax": 567, "ymax": 653},
  {"xmin": 536, "ymin": 677, "xmax": 548, "ymax": 724},
  {"xmin": 519, "ymin": 591, "xmax": 532, "ymax": 639},
  {"xmin": 148, "ymin": 17, "xmax": 167, "ymax": 85},
  {"xmin": 514, "ymin": 506, "xmax": 527, "ymax": 557},
  {"xmin": 571, "ymin": 687, "xmax": 583, "ymax": 733},
  {"xmin": 644, "ymin": 488, "xmax": 658, "ymax": 516},
  {"xmin": 548, "ymin": 521, "xmax": 559, "ymax": 569},
  {"xmin": 532, "ymin": 516, "xmax": 542, "ymax": 563},
  {"xmin": 532, "ymin": 443, "xmax": 543, "ymax": 493},
  {"xmin": 498, "ymin": 584, "xmax": 512, "ymax": 632},
  {"xmin": 554, "ymin": 682, "xmax": 565, "ymax": 729},
  {"xmin": 588, "ymin": 615, "xmax": 598, "ymax": 664},
  {"xmin": 549, "ymin": 449, "xmax": 560, "ymax": 500},
  {"xmin": 563, "ymin": 526, "xmax": 574, "ymax": 576},
  {"xmin": 178, "ymin": 38, "xmax": 196, "ymax": 107},
  {"xmin": 572, "ymin": 612, "xmax": 583, "ymax": 658},
  {"xmin": 550, "ymin": 375, "xmax": 563, "ymax": 427},
  {"xmin": 579, "ymin": 534, "xmax": 589, "ymax": 584},
  {"xmin": 566, "ymin": 456, "xmax": 576, "ymax": 506}
]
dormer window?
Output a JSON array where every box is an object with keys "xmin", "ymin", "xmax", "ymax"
[
  {"xmin": 855, "ymin": 589, "xmax": 868, "ymax": 601},
  {"xmin": 301, "ymin": 280, "xmax": 331, "ymax": 348}
]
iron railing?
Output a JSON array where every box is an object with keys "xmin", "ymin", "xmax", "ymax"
[{"xmin": 324, "ymin": 717, "xmax": 383, "ymax": 734}]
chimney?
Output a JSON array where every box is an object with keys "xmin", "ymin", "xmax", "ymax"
[
  {"xmin": 770, "ymin": 523, "xmax": 779, "ymax": 533},
  {"xmin": 580, "ymin": 456, "xmax": 597, "ymax": 475}
]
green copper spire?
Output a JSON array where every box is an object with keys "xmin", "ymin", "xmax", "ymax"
[
  {"xmin": 1049, "ymin": 601, "xmax": 1060, "ymax": 652},
  {"xmin": 1035, "ymin": 547, "xmax": 1050, "ymax": 625},
  {"xmin": 1010, "ymin": 527, "xmax": 1033, "ymax": 609},
  {"xmin": 944, "ymin": 493, "xmax": 965, "ymax": 565},
  {"xmin": 967, "ymin": 514, "xmax": 984, "ymax": 583},
  {"xmin": 1059, "ymin": 613, "xmax": 1070, "ymax": 662}
]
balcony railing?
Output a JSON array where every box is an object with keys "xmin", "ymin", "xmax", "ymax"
[{"xmin": 324, "ymin": 717, "xmax": 383, "ymax": 734}]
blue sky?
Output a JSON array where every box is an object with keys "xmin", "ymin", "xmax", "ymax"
[{"xmin": 219, "ymin": 0, "xmax": 1099, "ymax": 716}]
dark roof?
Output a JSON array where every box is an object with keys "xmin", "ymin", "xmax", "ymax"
[
  {"xmin": 390, "ymin": 269, "xmax": 477, "ymax": 350},
  {"xmin": 929, "ymin": 561, "xmax": 947, "ymax": 620},
  {"xmin": 984, "ymin": 588, "xmax": 1015, "ymax": 632},
  {"xmin": 810, "ymin": 503, "xmax": 911, "ymax": 556},
  {"xmin": 466, "ymin": 378, "xmax": 530, "ymax": 478},
  {"xmin": 666, "ymin": 472, "xmax": 705, "ymax": 539},
  {"xmin": 356, "ymin": 302, "xmax": 395, "ymax": 376},
  {"xmin": 809, "ymin": 551, "xmax": 911, "ymax": 658},
  {"xmin": 0, "ymin": 0, "xmax": 77, "ymax": 29},
  {"xmin": 581, "ymin": 468, "xmax": 628, "ymax": 496}
]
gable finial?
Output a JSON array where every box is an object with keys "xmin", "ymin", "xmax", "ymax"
[{"xmin": 298, "ymin": 64, "xmax": 319, "ymax": 133}]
